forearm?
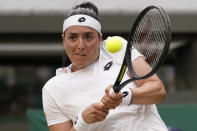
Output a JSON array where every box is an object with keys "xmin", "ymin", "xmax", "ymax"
[
  {"xmin": 70, "ymin": 127, "xmax": 76, "ymax": 131},
  {"xmin": 131, "ymin": 80, "xmax": 166, "ymax": 105},
  {"xmin": 49, "ymin": 121, "xmax": 76, "ymax": 131},
  {"xmin": 50, "ymin": 127, "xmax": 76, "ymax": 131}
]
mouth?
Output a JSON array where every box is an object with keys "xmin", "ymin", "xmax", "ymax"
[{"xmin": 75, "ymin": 53, "xmax": 86, "ymax": 57}]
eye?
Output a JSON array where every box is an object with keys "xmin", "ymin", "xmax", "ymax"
[
  {"xmin": 84, "ymin": 34, "xmax": 93, "ymax": 40},
  {"xmin": 68, "ymin": 35, "xmax": 77, "ymax": 41}
]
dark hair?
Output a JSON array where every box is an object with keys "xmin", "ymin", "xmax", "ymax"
[{"xmin": 66, "ymin": 2, "xmax": 100, "ymax": 21}]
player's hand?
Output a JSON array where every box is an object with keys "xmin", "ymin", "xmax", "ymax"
[
  {"xmin": 82, "ymin": 102, "xmax": 109, "ymax": 124},
  {"xmin": 101, "ymin": 85, "xmax": 123, "ymax": 110}
]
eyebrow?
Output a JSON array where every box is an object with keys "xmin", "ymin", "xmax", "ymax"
[
  {"xmin": 67, "ymin": 32, "xmax": 94, "ymax": 35},
  {"xmin": 67, "ymin": 32, "xmax": 77, "ymax": 36},
  {"xmin": 84, "ymin": 32, "xmax": 94, "ymax": 35}
]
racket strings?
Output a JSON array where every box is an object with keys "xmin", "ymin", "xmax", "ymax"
[{"xmin": 131, "ymin": 8, "xmax": 167, "ymax": 77}]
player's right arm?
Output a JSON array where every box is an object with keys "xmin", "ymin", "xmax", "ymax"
[
  {"xmin": 42, "ymin": 79, "xmax": 109, "ymax": 131},
  {"xmin": 49, "ymin": 121, "xmax": 75, "ymax": 131},
  {"xmin": 49, "ymin": 103, "xmax": 108, "ymax": 131}
]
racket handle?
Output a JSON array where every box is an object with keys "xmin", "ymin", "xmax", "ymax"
[
  {"xmin": 113, "ymin": 85, "xmax": 120, "ymax": 93},
  {"xmin": 113, "ymin": 84, "xmax": 125, "ymax": 93}
]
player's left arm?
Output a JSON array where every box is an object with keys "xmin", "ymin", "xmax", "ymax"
[
  {"xmin": 101, "ymin": 54, "xmax": 166, "ymax": 109},
  {"xmin": 127, "ymin": 56, "xmax": 166, "ymax": 105}
]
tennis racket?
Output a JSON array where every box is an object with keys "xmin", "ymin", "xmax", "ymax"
[{"xmin": 113, "ymin": 6, "xmax": 171, "ymax": 93}]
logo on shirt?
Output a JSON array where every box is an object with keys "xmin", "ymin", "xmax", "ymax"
[
  {"xmin": 104, "ymin": 61, "xmax": 113, "ymax": 71},
  {"xmin": 122, "ymin": 91, "xmax": 129, "ymax": 98},
  {"xmin": 74, "ymin": 116, "xmax": 78, "ymax": 125},
  {"xmin": 78, "ymin": 17, "xmax": 86, "ymax": 22}
]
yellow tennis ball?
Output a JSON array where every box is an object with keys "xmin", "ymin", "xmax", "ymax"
[{"xmin": 105, "ymin": 36, "xmax": 123, "ymax": 53}]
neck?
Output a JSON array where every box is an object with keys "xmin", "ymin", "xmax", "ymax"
[
  {"xmin": 71, "ymin": 64, "xmax": 85, "ymax": 72},
  {"xmin": 70, "ymin": 58, "xmax": 99, "ymax": 72}
]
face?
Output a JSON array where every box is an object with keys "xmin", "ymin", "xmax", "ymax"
[{"xmin": 62, "ymin": 26, "xmax": 102, "ymax": 72}]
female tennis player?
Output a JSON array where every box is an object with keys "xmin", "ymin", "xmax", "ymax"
[{"xmin": 42, "ymin": 2, "xmax": 168, "ymax": 131}]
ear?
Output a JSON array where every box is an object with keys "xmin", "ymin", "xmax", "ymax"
[
  {"xmin": 100, "ymin": 33, "xmax": 103, "ymax": 41},
  {"xmin": 62, "ymin": 33, "xmax": 66, "ymax": 46},
  {"xmin": 99, "ymin": 33, "xmax": 103, "ymax": 44},
  {"xmin": 62, "ymin": 33, "xmax": 65, "ymax": 42}
]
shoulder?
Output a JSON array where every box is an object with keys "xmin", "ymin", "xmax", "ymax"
[
  {"xmin": 42, "ymin": 76, "xmax": 57, "ymax": 91},
  {"xmin": 44, "ymin": 67, "xmax": 69, "ymax": 89},
  {"xmin": 56, "ymin": 67, "xmax": 68, "ymax": 75},
  {"xmin": 42, "ymin": 71, "xmax": 65, "ymax": 91},
  {"xmin": 42, "ymin": 67, "xmax": 73, "ymax": 94}
]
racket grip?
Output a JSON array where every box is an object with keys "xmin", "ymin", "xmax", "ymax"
[{"xmin": 113, "ymin": 84, "xmax": 123, "ymax": 93}]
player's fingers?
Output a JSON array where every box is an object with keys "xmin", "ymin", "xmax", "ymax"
[
  {"xmin": 93, "ymin": 103, "xmax": 109, "ymax": 113},
  {"xmin": 101, "ymin": 95, "xmax": 118, "ymax": 105},
  {"xmin": 83, "ymin": 103, "xmax": 109, "ymax": 123},
  {"xmin": 92, "ymin": 103, "xmax": 109, "ymax": 120},
  {"xmin": 105, "ymin": 85, "xmax": 113, "ymax": 96},
  {"xmin": 102, "ymin": 95, "xmax": 122, "ymax": 105},
  {"xmin": 101, "ymin": 96, "xmax": 121, "ymax": 109},
  {"xmin": 109, "ymin": 92, "xmax": 123, "ymax": 100},
  {"xmin": 103, "ymin": 103, "xmax": 119, "ymax": 109}
]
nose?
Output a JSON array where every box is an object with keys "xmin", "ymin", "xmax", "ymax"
[{"xmin": 77, "ymin": 37, "xmax": 85, "ymax": 50}]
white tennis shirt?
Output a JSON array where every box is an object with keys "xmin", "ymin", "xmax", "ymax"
[{"xmin": 42, "ymin": 36, "xmax": 168, "ymax": 131}]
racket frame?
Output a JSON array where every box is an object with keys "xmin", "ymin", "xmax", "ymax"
[{"xmin": 113, "ymin": 6, "xmax": 171, "ymax": 93}]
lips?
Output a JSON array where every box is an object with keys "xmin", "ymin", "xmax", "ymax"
[{"xmin": 75, "ymin": 53, "xmax": 86, "ymax": 56}]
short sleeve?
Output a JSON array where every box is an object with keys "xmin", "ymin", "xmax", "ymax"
[
  {"xmin": 42, "ymin": 80, "xmax": 70, "ymax": 126},
  {"xmin": 131, "ymin": 48, "xmax": 144, "ymax": 62}
]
